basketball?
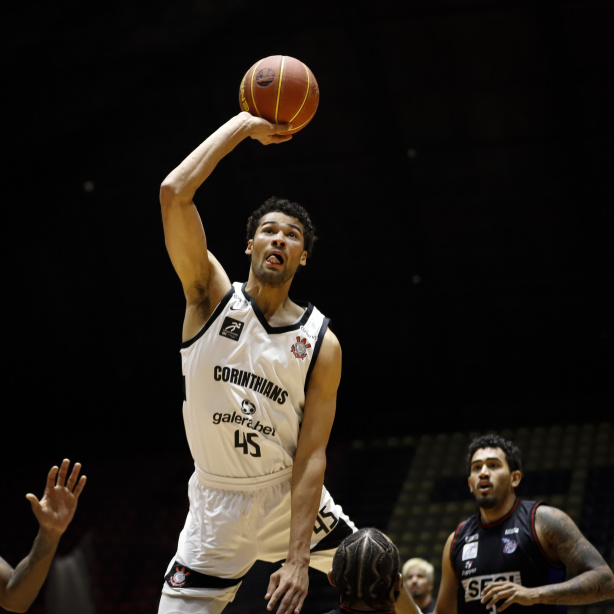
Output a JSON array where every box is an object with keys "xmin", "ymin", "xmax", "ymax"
[{"xmin": 239, "ymin": 55, "xmax": 319, "ymax": 134}]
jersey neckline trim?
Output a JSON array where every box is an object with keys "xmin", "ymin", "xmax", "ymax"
[
  {"xmin": 240, "ymin": 282, "xmax": 314, "ymax": 334},
  {"xmin": 479, "ymin": 497, "xmax": 521, "ymax": 528}
]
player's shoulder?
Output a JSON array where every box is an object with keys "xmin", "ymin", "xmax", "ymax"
[
  {"xmin": 310, "ymin": 328, "xmax": 342, "ymax": 385},
  {"xmin": 323, "ymin": 325, "xmax": 340, "ymax": 344},
  {"xmin": 534, "ymin": 503, "xmax": 569, "ymax": 520},
  {"xmin": 534, "ymin": 503, "xmax": 578, "ymax": 536},
  {"xmin": 321, "ymin": 327, "xmax": 342, "ymax": 358}
]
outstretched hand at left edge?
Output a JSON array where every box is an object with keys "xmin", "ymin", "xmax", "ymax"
[
  {"xmin": 265, "ymin": 560, "xmax": 309, "ymax": 614},
  {"xmin": 25, "ymin": 459, "xmax": 87, "ymax": 535}
]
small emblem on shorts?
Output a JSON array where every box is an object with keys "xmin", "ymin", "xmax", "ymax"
[
  {"xmin": 169, "ymin": 566, "xmax": 191, "ymax": 587},
  {"xmin": 291, "ymin": 336, "xmax": 311, "ymax": 359},
  {"xmin": 241, "ymin": 399, "xmax": 256, "ymax": 415},
  {"xmin": 502, "ymin": 537, "xmax": 518, "ymax": 554},
  {"xmin": 220, "ymin": 317, "xmax": 244, "ymax": 341}
]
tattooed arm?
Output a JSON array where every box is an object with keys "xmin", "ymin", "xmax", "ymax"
[{"xmin": 482, "ymin": 505, "xmax": 614, "ymax": 611}]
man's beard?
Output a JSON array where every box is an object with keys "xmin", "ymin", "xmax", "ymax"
[
  {"xmin": 477, "ymin": 494, "xmax": 498, "ymax": 509},
  {"xmin": 252, "ymin": 260, "xmax": 296, "ymax": 286}
]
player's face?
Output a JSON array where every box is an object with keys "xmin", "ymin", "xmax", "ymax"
[
  {"xmin": 246, "ymin": 212, "xmax": 307, "ymax": 286},
  {"xmin": 404, "ymin": 567, "xmax": 433, "ymax": 598},
  {"xmin": 467, "ymin": 447, "xmax": 520, "ymax": 509}
]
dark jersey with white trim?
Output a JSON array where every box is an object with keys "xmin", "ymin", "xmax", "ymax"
[{"xmin": 451, "ymin": 499, "xmax": 566, "ymax": 614}]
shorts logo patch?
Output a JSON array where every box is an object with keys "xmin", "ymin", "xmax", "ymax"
[
  {"xmin": 291, "ymin": 336, "xmax": 311, "ymax": 359},
  {"xmin": 168, "ymin": 566, "xmax": 191, "ymax": 587},
  {"xmin": 220, "ymin": 317, "xmax": 244, "ymax": 341},
  {"xmin": 164, "ymin": 559, "xmax": 245, "ymax": 589}
]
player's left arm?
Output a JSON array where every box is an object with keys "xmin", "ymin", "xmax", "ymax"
[
  {"xmin": 0, "ymin": 460, "xmax": 86, "ymax": 612},
  {"xmin": 265, "ymin": 328, "xmax": 341, "ymax": 614},
  {"xmin": 482, "ymin": 505, "xmax": 614, "ymax": 611}
]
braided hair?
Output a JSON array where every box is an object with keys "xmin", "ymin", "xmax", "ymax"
[{"xmin": 331, "ymin": 528, "xmax": 401, "ymax": 609}]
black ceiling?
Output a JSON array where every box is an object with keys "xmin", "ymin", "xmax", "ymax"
[{"xmin": 4, "ymin": 0, "xmax": 613, "ymax": 459}]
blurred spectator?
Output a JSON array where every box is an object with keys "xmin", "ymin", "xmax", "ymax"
[{"xmin": 402, "ymin": 558, "xmax": 436, "ymax": 614}]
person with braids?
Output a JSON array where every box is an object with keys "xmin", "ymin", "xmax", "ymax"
[
  {"xmin": 325, "ymin": 528, "xmax": 422, "ymax": 614},
  {"xmin": 434, "ymin": 433, "xmax": 614, "ymax": 614},
  {"xmin": 157, "ymin": 113, "xmax": 359, "ymax": 614}
]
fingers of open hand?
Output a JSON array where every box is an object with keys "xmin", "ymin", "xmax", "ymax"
[
  {"xmin": 265, "ymin": 577, "xmax": 283, "ymax": 611},
  {"xmin": 66, "ymin": 462, "xmax": 84, "ymax": 493},
  {"xmin": 267, "ymin": 585, "xmax": 304, "ymax": 614},
  {"xmin": 50, "ymin": 460, "xmax": 85, "ymax": 496},
  {"xmin": 265, "ymin": 569, "xmax": 307, "ymax": 614},
  {"xmin": 278, "ymin": 591, "xmax": 304, "ymax": 614},
  {"xmin": 481, "ymin": 583, "xmax": 521, "ymax": 611},
  {"xmin": 25, "ymin": 492, "xmax": 41, "ymax": 512},
  {"xmin": 58, "ymin": 458, "xmax": 71, "ymax": 483},
  {"xmin": 72, "ymin": 474, "xmax": 87, "ymax": 498},
  {"xmin": 46, "ymin": 465, "xmax": 60, "ymax": 490},
  {"xmin": 254, "ymin": 133, "xmax": 293, "ymax": 146}
]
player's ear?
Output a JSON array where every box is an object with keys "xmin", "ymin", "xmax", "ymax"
[
  {"xmin": 299, "ymin": 250, "xmax": 307, "ymax": 266},
  {"xmin": 511, "ymin": 470, "xmax": 522, "ymax": 488},
  {"xmin": 327, "ymin": 570, "xmax": 335, "ymax": 587},
  {"xmin": 245, "ymin": 239, "xmax": 253, "ymax": 255}
]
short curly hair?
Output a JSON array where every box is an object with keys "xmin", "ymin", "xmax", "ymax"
[
  {"xmin": 466, "ymin": 433, "xmax": 523, "ymax": 474},
  {"xmin": 245, "ymin": 196, "xmax": 318, "ymax": 255}
]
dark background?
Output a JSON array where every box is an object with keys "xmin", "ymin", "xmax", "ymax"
[{"xmin": 2, "ymin": 0, "xmax": 613, "ymax": 611}]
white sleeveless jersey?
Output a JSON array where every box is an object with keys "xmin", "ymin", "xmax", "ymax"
[{"xmin": 180, "ymin": 282, "xmax": 330, "ymax": 479}]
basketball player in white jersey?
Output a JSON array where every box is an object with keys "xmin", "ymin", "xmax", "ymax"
[{"xmin": 157, "ymin": 112, "xmax": 423, "ymax": 614}]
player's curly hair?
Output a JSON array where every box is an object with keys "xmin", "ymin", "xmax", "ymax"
[
  {"xmin": 466, "ymin": 433, "xmax": 523, "ymax": 474},
  {"xmin": 331, "ymin": 527, "xmax": 401, "ymax": 609},
  {"xmin": 246, "ymin": 196, "xmax": 318, "ymax": 255}
]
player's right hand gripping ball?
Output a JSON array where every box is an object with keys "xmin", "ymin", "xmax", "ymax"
[{"xmin": 239, "ymin": 55, "xmax": 319, "ymax": 135}]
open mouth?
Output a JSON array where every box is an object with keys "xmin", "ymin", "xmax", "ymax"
[
  {"xmin": 478, "ymin": 480, "xmax": 492, "ymax": 493},
  {"xmin": 266, "ymin": 252, "xmax": 285, "ymax": 265}
]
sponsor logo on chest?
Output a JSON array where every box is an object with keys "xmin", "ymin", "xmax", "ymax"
[
  {"xmin": 219, "ymin": 316, "xmax": 244, "ymax": 341},
  {"xmin": 460, "ymin": 528, "xmax": 521, "ymax": 577},
  {"xmin": 461, "ymin": 572, "xmax": 522, "ymax": 601}
]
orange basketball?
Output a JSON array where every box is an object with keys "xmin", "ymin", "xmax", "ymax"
[{"xmin": 239, "ymin": 55, "xmax": 319, "ymax": 134}]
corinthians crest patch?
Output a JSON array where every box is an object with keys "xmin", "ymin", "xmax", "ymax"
[
  {"xmin": 291, "ymin": 336, "xmax": 311, "ymax": 359},
  {"xmin": 168, "ymin": 565, "xmax": 191, "ymax": 587}
]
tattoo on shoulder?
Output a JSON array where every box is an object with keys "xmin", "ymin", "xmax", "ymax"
[
  {"xmin": 537, "ymin": 506, "xmax": 605, "ymax": 574},
  {"xmin": 538, "ymin": 506, "xmax": 578, "ymax": 543}
]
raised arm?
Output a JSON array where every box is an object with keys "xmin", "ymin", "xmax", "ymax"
[
  {"xmin": 160, "ymin": 112, "xmax": 292, "ymax": 338},
  {"xmin": 433, "ymin": 531, "xmax": 459, "ymax": 614},
  {"xmin": 265, "ymin": 329, "xmax": 342, "ymax": 614},
  {"xmin": 397, "ymin": 581, "xmax": 425, "ymax": 614},
  {"xmin": 482, "ymin": 505, "xmax": 614, "ymax": 611},
  {"xmin": 0, "ymin": 460, "xmax": 86, "ymax": 613}
]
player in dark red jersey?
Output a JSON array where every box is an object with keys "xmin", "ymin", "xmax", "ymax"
[{"xmin": 434, "ymin": 434, "xmax": 614, "ymax": 614}]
